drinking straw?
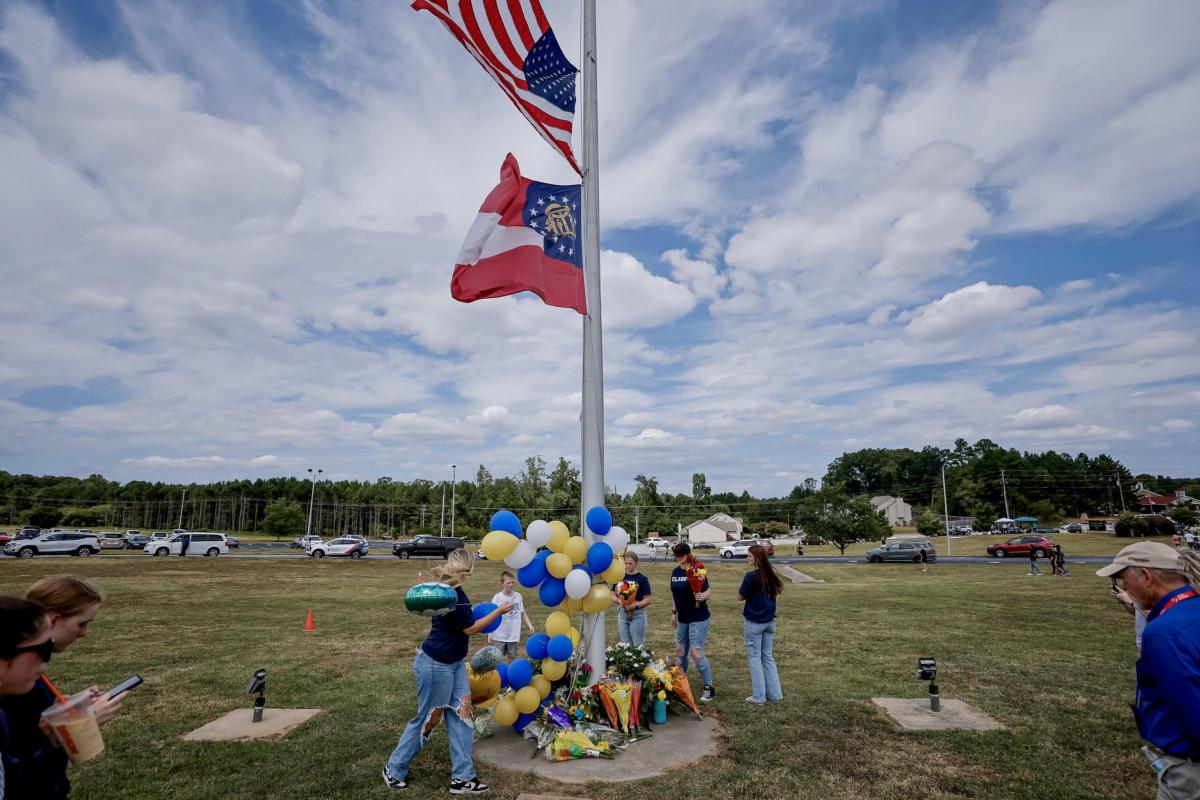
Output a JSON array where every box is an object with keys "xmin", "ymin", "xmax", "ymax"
[{"xmin": 39, "ymin": 672, "xmax": 69, "ymax": 704}]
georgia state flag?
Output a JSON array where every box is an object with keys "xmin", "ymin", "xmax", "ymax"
[{"xmin": 451, "ymin": 154, "xmax": 586, "ymax": 314}]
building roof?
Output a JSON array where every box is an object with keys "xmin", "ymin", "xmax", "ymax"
[{"xmin": 681, "ymin": 512, "xmax": 741, "ymax": 534}]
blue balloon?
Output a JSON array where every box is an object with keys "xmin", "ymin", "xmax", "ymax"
[
  {"xmin": 507, "ymin": 658, "xmax": 533, "ymax": 690},
  {"xmin": 497, "ymin": 661, "xmax": 509, "ymax": 689},
  {"xmin": 513, "ymin": 711, "xmax": 537, "ymax": 732},
  {"xmin": 525, "ymin": 633, "xmax": 550, "ymax": 660},
  {"xmin": 585, "ymin": 506, "xmax": 612, "ymax": 536},
  {"xmin": 538, "ymin": 576, "xmax": 566, "ymax": 607},
  {"xmin": 547, "ymin": 634, "xmax": 573, "ymax": 662},
  {"xmin": 517, "ymin": 557, "xmax": 547, "ymax": 588},
  {"xmin": 586, "ymin": 541, "xmax": 614, "ymax": 574},
  {"xmin": 472, "ymin": 602, "xmax": 502, "ymax": 634},
  {"xmin": 490, "ymin": 510, "xmax": 522, "ymax": 537}
]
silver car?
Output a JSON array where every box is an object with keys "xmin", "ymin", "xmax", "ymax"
[
  {"xmin": 866, "ymin": 541, "xmax": 937, "ymax": 563},
  {"xmin": 5, "ymin": 531, "xmax": 102, "ymax": 558}
]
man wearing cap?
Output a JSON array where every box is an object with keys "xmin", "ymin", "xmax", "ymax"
[{"xmin": 1098, "ymin": 542, "xmax": 1200, "ymax": 799}]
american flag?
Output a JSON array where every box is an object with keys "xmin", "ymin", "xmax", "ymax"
[{"xmin": 413, "ymin": 0, "xmax": 581, "ymax": 174}]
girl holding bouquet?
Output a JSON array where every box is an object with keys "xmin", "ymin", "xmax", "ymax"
[
  {"xmin": 611, "ymin": 552, "xmax": 653, "ymax": 645},
  {"xmin": 739, "ymin": 544, "xmax": 784, "ymax": 704},
  {"xmin": 670, "ymin": 542, "xmax": 715, "ymax": 703}
]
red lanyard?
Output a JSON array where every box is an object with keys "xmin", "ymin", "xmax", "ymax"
[{"xmin": 1155, "ymin": 589, "xmax": 1198, "ymax": 619}]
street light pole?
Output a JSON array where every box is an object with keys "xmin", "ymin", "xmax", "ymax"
[
  {"xmin": 440, "ymin": 482, "xmax": 446, "ymax": 536},
  {"xmin": 177, "ymin": 488, "xmax": 188, "ymax": 529},
  {"xmin": 450, "ymin": 465, "xmax": 457, "ymax": 537},
  {"xmin": 941, "ymin": 462, "xmax": 952, "ymax": 556},
  {"xmin": 306, "ymin": 468, "xmax": 323, "ymax": 538}
]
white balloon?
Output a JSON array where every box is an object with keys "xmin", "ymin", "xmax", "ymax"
[
  {"xmin": 605, "ymin": 526, "xmax": 629, "ymax": 554},
  {"xmin": 504, "ymin": 540, "xmax": 536, "ymax": 569},
  {"xmin": 525, "ymin": 519, "xmax": 552, "ymax": 549},
  {"xmin": 564, "ymin": 568, "xmax": 592, "ymax": 599}
]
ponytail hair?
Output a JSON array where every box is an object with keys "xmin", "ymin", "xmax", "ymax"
[
  {"xmin": 27, "ymin": 575, "xmax": 104, "ymax": 618},
  {"xmin": 431, "ymin": 548, "xmax": 475, "ymax": 587},
  {"xmin": 748, "ymin": 545, "xmax": 783, "ymax": 599}
]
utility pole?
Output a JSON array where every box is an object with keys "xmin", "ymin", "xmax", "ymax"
[
  {"xmin": 634, "ymin": 506, "xmax": 640, "ymax": 543},
  {"xmin": 305, "ymin": 468, "xmax": 323, "ymax": 538},
  {"xmin": 450, "ymin": 465, "xmax": 457, "ymax": 537},
  {"xmin": 1000, "ymin": 469, "xmax": 1011, "ymax": 518},
  {"xmin": 420, "ymin": 503, "xmax": 427, "ymax": 528},
  {"xmin": 439, "ymin": 482, "xmax": 446, "ymax": 536},
  {"xmin": 1116, "ymin": 475, "xmax": 1126, "ymax": 512},
  {"xmin": 941, "ymin": 462, "xmax": 952, "ymax": 556},
  {"xmin": 177, "ymin": 488, "xmax": 188, "ymax": 529}
]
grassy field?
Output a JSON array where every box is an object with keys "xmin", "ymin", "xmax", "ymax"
[{"xmin": 0, "ymin": 556, "xmax": 1154, "ymax": 800}]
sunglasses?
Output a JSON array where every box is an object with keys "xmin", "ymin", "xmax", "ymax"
[{"xmin": 9, "ymin": 638, "xmax": 55, "ymax": 663}]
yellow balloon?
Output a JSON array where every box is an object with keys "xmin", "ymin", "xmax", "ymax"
[
  {"xmin": 563, "ymin": 536, "xmax": 587, "ymax": 564},
  {"xmin": 493, "ymin": 697, "xmax": 518, "ymax": 726},
  {"xmin": 468, "ymin": 667, "xmax": 501, "ymax": 708},
  {"xmin": 546, "ymin": 552, "xmax": 573, "ymax": 579},
  {"xmin": 541, "ymin": 658, "xmax": 567, "ymax": 681},
  {"xmin": 547, "ymin": 521, "xmax": 570, "ymax": 553},
  {"xmin": 582, "ymin": 584, "xmax": 612, "ymax": 613},
  {"xmin": 530, "ymin": 674, "xmax": 551, "ymax": 699},
  {"xmin": 563, "ymin": 596, "xmax": 585, "ymax": 615},
  {"xmin": 545, "ymin": 610, "xmax": 571, "ymax": 638},
  {"xmin": 568, "ymin": 626, "xmax": 580, "ymax": 648},
  {"xmin": 481, "ymin": 530, "xmax": 518, "ymax": 561},
  {"xmin": 514, "ymin": 685, "xmax": 541, "ymax": 714},
  {"xmin": 602, "ymin": 558, "xmax": 626, "ymax": 584}
]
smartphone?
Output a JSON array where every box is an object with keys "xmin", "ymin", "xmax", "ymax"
[{"xmin": 105, "ymin": 674, "xmax": 143, "ymax": 699}]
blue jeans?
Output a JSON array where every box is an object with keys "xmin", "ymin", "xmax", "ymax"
[
  {"xmin": 675, "ymin": 618, "xmax": 713, "ymax": 686},
  {"xmin": 743, "ymin": 619, "xmax": 783, "ymax": 702},
  {"xmin": 617, "ymin": 607, "xmax": 647, "ymax": 645},
  {"xmin": 386, "ymin": 651, "xmax": 475, "ymax": 781}
]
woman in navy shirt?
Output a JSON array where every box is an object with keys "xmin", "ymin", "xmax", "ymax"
[
  {"xmin": 738, "ymin": 544, "xmax": 783, "ymax": 704},
  {"xmin": 670, "ymin": 543, "xmax": 716, "ymax": 703},
  {"xmin": 611, "ymin": 552, "xmax": 652, "ymax": 646},
  {"xmin": 383, "ymin": 549, "xmax": 511, "ymax": 795}
]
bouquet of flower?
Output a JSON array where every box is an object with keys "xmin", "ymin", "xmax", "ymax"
[
  {"xmin": 605, "ymin": 642, "xmax": 652, "ymax": 679},
  {"xmin": 615, "ymin": 579, "xmax": 638, "ymax": 607},
  {"xmin": 684, "ymin": 556, "xmax": 707, "ymax": 608}
]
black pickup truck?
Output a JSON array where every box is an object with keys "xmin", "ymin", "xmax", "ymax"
[{"xmin": 392, "ymin": 535, "xmax": 467, "ymax": 559}]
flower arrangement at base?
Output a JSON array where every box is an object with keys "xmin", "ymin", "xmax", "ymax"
[{"xmin": 604, "ymin": 642, "xmax": 652, "ymax": 679}]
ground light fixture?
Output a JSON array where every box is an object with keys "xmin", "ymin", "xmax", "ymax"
[
  {"xmin": 916, "ymin": 657, "xmax": 939, "ymax": 711},
  {"xmin": 246, "ymin": 668, "xmax": 267, "ymax": 722}
]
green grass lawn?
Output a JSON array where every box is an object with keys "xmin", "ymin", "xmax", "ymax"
[{"xmin": 0, "ymin": 556, "xmax": 1154, "ymax": 799}]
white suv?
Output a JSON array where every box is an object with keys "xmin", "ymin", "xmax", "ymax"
[
  {"xmin": 719, "ymin": 540, "xmax": 755, "ymax": 559},
  {"xmin": 646, "ymin": 538, "xmax": 674, "ymax": 551},
  {"xmin": 5, "ymin": 531, "xmax": 102, "ymax": 558},
  {"xmin": 143, "ymin": 532, "xmax": 229, "ymax": 557},
  {"xmin": 307, "ymin": 538, "xmax": 368, "ymax": 559}
]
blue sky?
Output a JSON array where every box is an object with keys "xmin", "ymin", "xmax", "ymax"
[{"xmin": 1, "ymin": 0, "xmax": 1197, "ymax": 494}]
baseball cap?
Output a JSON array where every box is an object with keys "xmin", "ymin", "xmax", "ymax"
[{"xmin": 1095, "ymin": 541, "xmax": 1183, "ymax": 577}]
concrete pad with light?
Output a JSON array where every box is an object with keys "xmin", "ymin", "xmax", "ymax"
[
  {"xmin": 871, "ymin": 698, "xmax": 1004, "ymax": 732},
  {"xmin": 182, "ymin": 708, "xmax": 323, "ymax": 742}
]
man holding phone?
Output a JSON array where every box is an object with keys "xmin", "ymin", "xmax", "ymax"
[{"xmin": 1098, "ymin": 542, "xmax": 1200, "ymax": 799}]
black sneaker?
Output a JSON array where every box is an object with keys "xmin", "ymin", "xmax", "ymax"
[
  {"xmin": 381, "ymin": 768, "xmax": 408, "ymax": 790},
  {"xmin": 700, "ymin": 684, "xmax": 716, "ymax": 703},
  {"xmin": 449, "ymin": 777, "xmax": 489, "ymax": 795}
]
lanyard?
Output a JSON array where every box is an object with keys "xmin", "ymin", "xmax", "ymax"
[{"xmin": 1154, "ymin": 589, "xmax": 1198, "ymax": 620}]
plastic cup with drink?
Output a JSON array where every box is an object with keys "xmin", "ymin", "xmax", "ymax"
[{"xmin": 40, "ymin": 689, "xmax": 106, "ymax": 764}]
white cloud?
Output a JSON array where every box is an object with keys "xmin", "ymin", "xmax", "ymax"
[
  {"xmin": 1007, "ymin": 405, "xmax": 1079, "ymax": 429},
  {"xmin": 1161, "ymin": 419, "xmax": 1195, "ymax": 431},
  {"xmin": 906, "ymin": 282, "xmax": 1041, "ymax": 340},
  {"xmin": 599, "ymin": 250, "xmax": 696, "ymax": 329}
]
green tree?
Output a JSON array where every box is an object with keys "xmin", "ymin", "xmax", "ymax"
[
  {"xmin": 261, "ymin": 502, "xmax": 306, "ymax": 540},
  {"xmin": 1168, "ymin": 507, "xmax": 1198, "ymax": 528},
  {"xmin": 914, "ymin": 507, "xmax": 943, "ymax": 537},
  {"xmin": 26, "ymin": 506, "xmax": 62, "ymax": 528},
  {"xmin": 794, "ymin": 488, "xmax": 890, "ymax": 554},
  {"xmin": 692, "ymin": 473, "xmax": 711, "ymax": 502}
]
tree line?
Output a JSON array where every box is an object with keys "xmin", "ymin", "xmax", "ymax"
[{"xmin": 2, "ymin": 440, "xmax": 1193, "ymax": 539}]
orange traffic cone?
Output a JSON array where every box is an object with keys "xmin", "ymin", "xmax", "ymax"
[
  {"xmin": 417, "ymin": 570, "xmax": 424, "ymax": 581},
  {"xmin": 304, "ymin": 609, "xmax": 316, "ymax": 632}
]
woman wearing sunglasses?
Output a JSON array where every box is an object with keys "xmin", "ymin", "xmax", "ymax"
[{"xmin": 1, "ymin": 597, "xmax": 56, "ymax": 799}]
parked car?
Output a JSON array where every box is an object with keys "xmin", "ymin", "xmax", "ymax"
[
  {"xmin": 5, "ymin": 531, "xmax": 102, "ymax": 558},
  {"xmin": 15, "ymin": 526, "xmax": 40, "ymax": 539},
  {"xmin": 866, "ymin": 541, "xmax": 938, "ymax": 563},
  {"xmin": 720, "ymin": 540, "xmax": 755, "ymax": 559},
  {"xmin": 150, "ymin": 531, "xmax": 171, "ymax": 541},
  {"xmin": 225, "ymin": 535, "xmax": 239, "ymax": 548},
  {"xmin": 97, "ymin": 532, "xmax": 125, "ymax": 549},
  {"xmin": 756, "ymin": 539, "xmax": 775, "ymax": 556},
  {"xmin": 692, "ymin": 542, "xmax": 717, "ymax": 551},
  {"xmin": 0, "ymin": 532, "xmax": 9, "ymax": 545},
  {"xmin": 143, "ymin": 532, "xmax": 229, "ymax": 557},
  {"xmin": 291, "ymin": 534, "xmax": 323, "ymax": 549},
  {"xmin": 1063, "ymin": 523, "xmax": 1082, "ymax": 533},
  {"xmin": 308, "ymin": 538, "xmax": 368, "ymax": 559},
  {"xmin": 986, "ymin": 535, "xmax": 1055, "ymax": 558},
  {"xmin": 123, "ymin": 533, "xmax": 151, "ymax": 549},
  {"xmin": 392, "ymin": 536, "xmax": 466, "ymax": 559}
]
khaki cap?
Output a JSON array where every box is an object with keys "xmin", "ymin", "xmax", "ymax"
[{"xmin": 1096, "ymin": 541, "xmax": 1183, "ymax": 577}]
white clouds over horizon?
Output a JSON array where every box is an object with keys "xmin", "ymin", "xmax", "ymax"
[{"xmin": 0, "ymin": 0, "xmax": 1198, "ymax": 495}]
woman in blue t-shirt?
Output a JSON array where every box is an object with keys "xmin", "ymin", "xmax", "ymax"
[
  {"xmin": 383, "ymin": 549, "xmax": 511, "ymax": 795},
  {"xmin": 738, "ymin": 544, "xmax": 783, "ymax": 704},
  {"xmin": 611, "ymin": 552, "xmax": 652, "ymax": 646},
  {"xmin": 670, "ymin": 542, "xmax": 716, "ymax": 703}
]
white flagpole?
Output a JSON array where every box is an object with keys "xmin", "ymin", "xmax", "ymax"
[{"xmin": 579, "ymin": 0, "xmax": 606, "ymax": 685}]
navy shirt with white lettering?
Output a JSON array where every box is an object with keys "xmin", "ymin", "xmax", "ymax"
[
  {"xmin": 670, "ymin": 566, "xmax": 710, "ymax": 623},
  {"xmin": 421, "ymin": 586, "xmax": 475, "ymax": 664}
]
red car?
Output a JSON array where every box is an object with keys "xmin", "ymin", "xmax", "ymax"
[
  {"xmin": 987, "ymin": 535, "xmax": 1055, "ymax": 558},
  {"xmin": 0, "ymin": 532, "xmax": 10, "ymax": 545},
  {"xmin": 755, "ymin": 539, "xmax": 775, "ymax": 556}
]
